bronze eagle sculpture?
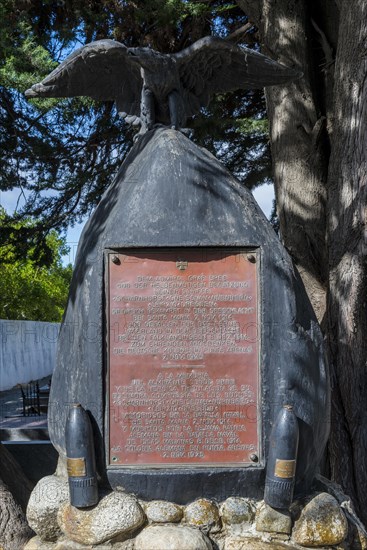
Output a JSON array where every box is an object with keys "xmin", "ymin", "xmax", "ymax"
[{"xmin": 25, "ymin": 36, "xmax": 300, "ymax": 134}]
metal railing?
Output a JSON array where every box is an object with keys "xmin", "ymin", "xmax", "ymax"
[{"xmin": 19, "ymin": 381, "xmax": 50, "ymax": 416}]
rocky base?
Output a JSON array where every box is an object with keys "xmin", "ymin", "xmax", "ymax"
[{"xmin": 25, "ymin": 475, "xmax": 367, "ymax": 550}]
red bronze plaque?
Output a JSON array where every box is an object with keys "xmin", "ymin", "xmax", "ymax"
[{"xmin": 108, "ymin": 249, "xmax": 260, "ymax": 467}]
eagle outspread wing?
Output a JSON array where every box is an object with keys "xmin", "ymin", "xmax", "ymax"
[
  {"xmin": 174, "ymin": 36, "xmax": 301, "ymax": 117},
  {"xmin": 25, "ymin": 36, "xmax": 301, "ymax": 128},
  {"xmin": 25, "ymin": 39, "xmax": 142, "ymax": 117}
]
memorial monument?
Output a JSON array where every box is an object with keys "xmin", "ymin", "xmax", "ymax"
[{"xmin": 24, "ymin": 37, "xmax": 364, "ymax": 550}]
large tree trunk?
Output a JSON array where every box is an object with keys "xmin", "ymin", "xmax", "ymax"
[
  {"xmin": 237, "ymin": 0, "xmax": 330, "ymax": 323},
  {"xmin": 0, "ymin": 443, "xmax": 34, "ymax": 548},
  {"xmin": 325, "ymin": 0, "xmax": 367, "ymax": 523},
  {"xmin": 237, "ymin": 0, "xmax": 367, "ymax": 525},
  {"xmin": 0, "ymin": 481, "xmax": 34, "ymax": 549}
]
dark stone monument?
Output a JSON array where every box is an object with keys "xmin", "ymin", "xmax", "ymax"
[
  {"xmin": 25, "ymin": 34, "xmax": 328, "ymax": 507},
  {"xmin": 48, "ymin": 127, "xmax": 329, "ymax": 504},
  {"xmin": 25, "ymin": 36, "xmax": 357, "ymax": 550}
]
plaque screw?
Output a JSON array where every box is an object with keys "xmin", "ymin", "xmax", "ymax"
[
  {"xmin": 247, "ymin": 254, "xmax": 256, "ymax": 263},
  {"xmin": 250, "ymin": 453, "xmax": 258, "ymax": 462},
  {"xmin": 112, "ymin": 456, "xmax": 118, "ymax": 462},
  {"xmin": 111, "ymin": 255, "xmax": 120, "ymax": 265}
]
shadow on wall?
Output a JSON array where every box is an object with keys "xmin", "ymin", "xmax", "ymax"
[{"xmin": 0, "ymin": 320, "xmax": 59, "ymax": 391}]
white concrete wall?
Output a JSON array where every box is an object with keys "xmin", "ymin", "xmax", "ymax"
[{"xmin": 0, "ymin": 320, "xmax": 60, "ymax": 390}]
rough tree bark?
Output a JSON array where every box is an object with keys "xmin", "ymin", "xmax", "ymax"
[
  {"xmin": 325, "ymin": 0, "xmax": 367, "ymax": 523},
  {"xmin": 0, "ymin": 443, "xmax": 34, "ymax": 549},
  {"xmin": 237, "ymin": 0, "xmax": 330, "ymax": 323},
  {"xmin": 237, "ymin": 0, "xmax": 367, "ymax": 525}
]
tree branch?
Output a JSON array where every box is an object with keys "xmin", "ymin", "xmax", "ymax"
[
  {"xmin": 235, "ymin": 0, "xmax": 262, "ymax": 28},
  {"xmin": 225, "ymin": 22, "xmax": 253, "ymax": 43},
  {"xmin": 0, "ymin": 443, "xmax": 33, "ymax": 512},
  {"xmin": 311, "ymin": 18, "xmax": 334, "ymax": 67}
]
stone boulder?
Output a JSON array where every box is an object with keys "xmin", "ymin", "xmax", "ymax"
[
  {"xmin": 144, "ymin": 500, "xmax": 183, "ymax": 523},
  {"xmin": 219, "ymin": 497, "xmax": 256, "ymax": 526},
  {"xmin": 57, "ymin": 490, "xmax": 145, "ymax": 545},
  {"xmin": 24, "ymin": 536, "xmax": 56, "ymax": 550},
  {"xmin": 292, "ymin": 492, "xmax": 348, "ymax": 547},
  {"xmin": 26, "ymin": 475, "xmax": 69, "ymax": 541},
  {"xmin": 134, "ymin": 525, "xmax": 212, "ymax": 550},
  {"xmin": 224, "ymin": 536, "xmax": 299, "ymax": 549},
  {"xmin": 184, "ymin": 498, "xmax": 221, "ymax": 533},
  {"xmin": 256, "ymin": 502, "xmax": 292, "ymax": 535}
]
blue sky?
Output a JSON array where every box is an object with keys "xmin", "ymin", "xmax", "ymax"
[
  {"xmin": 252, "ymin": 182, "xmax": 274, "ymax": 221},
  {"xmin": 1, "ymin": 183, "xmax": 274, "ymax": 266}
]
